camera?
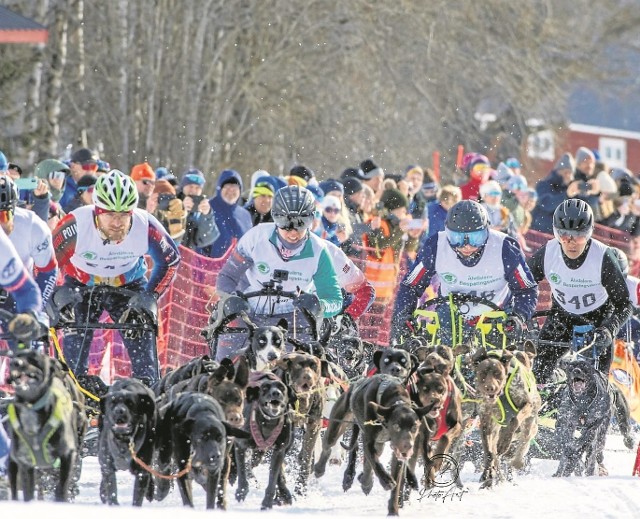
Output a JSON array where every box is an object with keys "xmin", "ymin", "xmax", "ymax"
[
  {"xmin": 157, "ymin": 193, "xmax": 176, "ymax": 211},
  {"xmin": 187, "ymin": 194, "xmax": 205, "ymax": 212},
  {"xmin": 273, "ymin": 269, "xmax": 289, "ymax": 282}
]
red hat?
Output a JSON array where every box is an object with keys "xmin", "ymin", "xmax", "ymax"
[{"xmin": 130, "ymin": 162, "xmax": 156, "ymax": 182}]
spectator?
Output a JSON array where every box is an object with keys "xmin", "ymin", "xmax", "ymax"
[
  {"xmin": 33, "ymin": 158, "xmax": 71, "ymax": 222},
  {"xmin": 315, "ymin": 195, "xmax": 349, "ymax": 246},
  {"xmin": 177, "ymin": 169, "xmax": 219, "ymax": 251},
  {"xmin": 494, "ymin": 162, "xmax": 514, "ymax": 189},
  {"xmin": 343, "ymin": 176, "xmax": 365, "ymax": 227},
  {"xmin": 245, "ymin": 179, "xmax": 275, "ymax": 226},
  {"xmin": 64, "ymin": 174, "xmax": 98, "ymax": 212},
  {"xmin": 60, "ymin": 148, "xmax": 99, "ymax": 212},
  {"xmin": 502, "ymin": 174, "xmax": 528, "ymax": 234},
  {"xmin": 318, "ymin": 178, "xmax": 344, "ymax": 199},
  {"xmin": 290, "ymin": 164, "xmax": 317, "ymax": 186},
  {"xmin": 146, "ymin": 179, "xmax": 187, "ymax": 243},
  {"xmin": 573, "ymin": 146, "xmax": 602, "ymax": 221},
  {"xmin": 155, "ymin": 167, "xmax": 178, "ymax": 188},
  {"xmin": 404, "ymin": 165, "xmax": 426, "ymax": 218},
  {"xmin": 0, "ymin": 151, "xmax": 7, "ymax": 174},
  {"xmin": 130, "ymin": 162, "xmax": 156, "ymax": 209},
  {"xmin": 459, "ymin": 153, "xmax": 491, "ymax": 201},
  {"xmin": 359, "ymin": 159, "xmax": 385, "ymax": 201},
  {"xmin": 504, "ymin": 157, "xmax": 522, "ymax": 176},
  {"xmin": 427, "ymin": 185, "xmax": 462, "ymax": 238},
  {"xmin": 198, "ymin": 169, "xmax": 252, "ymax": 258},
  {"xmin": 7, "ymin": 163, "xmax": 21, "ymax": 180},
  {"xmin": 96, "ymin": 159, "xmax": 110, "ymax": 174},
  {"xmin": 479, "ymin": 181, "xmax": 513, "ymax": 234},
  {"xmin": 417, "ymin": 169, "xmax": 440, "ymax": 213},
  {"xmin": 600, "ymin": 196, "xmax": 640, "ymax": 236},
  {"xmin": 530, "ymin": 152, "xmax": 576, "ymax": 234},
  {"xmin": 362, "ymin": 188, "xmax": 415, "ymax": 300}
]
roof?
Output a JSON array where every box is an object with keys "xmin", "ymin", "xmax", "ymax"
[{"xmin": 0, "ymin": 6, "xmax": 47, "ymax": 44}]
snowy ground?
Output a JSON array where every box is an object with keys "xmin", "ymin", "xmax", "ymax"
[{"xmin": 3, "ymin": 434, "xmax": 640, "ymax": 518}]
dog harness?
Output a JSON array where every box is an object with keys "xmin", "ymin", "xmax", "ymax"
[
  {"xmin": 249, "ymin": 401, "xmax": 285, "ymax": 450},
  {"xmin": 493, "ymin": 358, "xmax": 536, "ymax": 427},
  {"xmin": 431, "ymin": 377, "xmax": 454, "ymax": 441},
  {"xmin": 7, "ymin": 377, "xmax": 74, "ymax": 468}
]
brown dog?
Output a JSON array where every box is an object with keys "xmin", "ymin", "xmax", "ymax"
[
  {"xmin": 273, "ymin": 352, "xmax": 327, "ymax": 496},
  {"xmin": 408, "ymin": 347, "xmax": 463, "ymax": 489},
  {"xmin": 473, "ymin": 342, "xmax": 540, "ymax": 488}
]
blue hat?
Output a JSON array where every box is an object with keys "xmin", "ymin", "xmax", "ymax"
[
  {"xmin": 306, "ymin": 183, "xmax": 325, "ymax": 201},
  {"xmin": 0, "ymin": 151, "xmax": 8, "ymax": 170},
  {"xmin": 505, "ymin": 157, "xmax": 521, "ymax": 169},
  {"xmin": 180, "ymin": 168, "xmax": 206, "ymax": 189},
  {"xmin": 319, "ymin": 178, "xmax": 344, "ymax": 196},
  {"xmin": 156, "ymin": 167, "xmax": 176, "ymax": 182}
]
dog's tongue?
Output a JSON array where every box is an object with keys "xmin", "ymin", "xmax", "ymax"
[{"xmin": 572, "ymin": 379, "xmax": 586, "ymax": 393}]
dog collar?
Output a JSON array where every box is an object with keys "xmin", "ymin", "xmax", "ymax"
[{"xmin": 250, "ymin": 401, "xmax": 285, "ymax": 450}]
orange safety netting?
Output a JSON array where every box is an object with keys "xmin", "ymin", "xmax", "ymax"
[{"xmin": 2, "ymin": 226, "xmax": 640, "ymax": 385}]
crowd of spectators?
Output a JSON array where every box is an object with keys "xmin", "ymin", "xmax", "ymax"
[{"xmin": 2, "ymin": 143, "xmax": 640, "ymax": 304}]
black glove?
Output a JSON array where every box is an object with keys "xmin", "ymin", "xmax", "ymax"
[
  {"xmin": 504, "ymin": 313, "xmax": 525, "ymax": 341},
  {"xmin": 9, "ymin": 312, "xmax": 44, "ymax": 342},
  {"xmin": 119, "ymin": 292, "xmax": 158, "ymax": 339},
  {"xmin": 592, "ymin": 327, "xmax": 613, "ymax": 355},
  {"xmin": 46, "ymin": 286, "xmax": 83, "ymax": 326},
  {"xmin": 293, "ymin": 293, "xmax": 323, "ymax": 321}
]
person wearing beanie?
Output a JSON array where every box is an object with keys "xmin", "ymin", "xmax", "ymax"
[
  {"xmin": 460, "ymin": 153, "xmax": 491, "ymax": 201},
  {"xmin": 155, "ymin": 166, "xmax": 177, "ymax": 186},
  {"xmin": 174, "ymin": 168, "xmax": 218, "ymax": 251},
  {"xmin": 30, "ymin": 158, "xmax": 71, "ymax": 222},
  {"xmin": 319, "ymin": 179, "xmax": 344, "ymax": 199},
  {"xmin": 342, "ymin": 176, "xmax": 365, "ymax": 228},
  {"xmin": 64, "ymin": 174, "xmax": 98, "ymax": 212},
  {"xmin": 359, "ymin": 159, "xmax": 385, "ymax": 199},
  {"xmin": 129, "ymin": 162, "xmax": 156, "ymax": 209},
  {"xmin": 60, "ymin": 147, "xmax": 98, "ymax": 212},
  {"xmin": 361, "ymin": 187, "xmax": 415, "ymax": 300},
  {"xmin": 245, "ymin": 179, "xmax": 275, "ymax": 226},
  {"xmin": 571, "ymin": 146, "xmax": 602, "ymax": 222},
  {"xmin": 144, "ymin": 179, "xmax": 188, "ymax": 243},
  {"xmin": 198, "ymin": 169, "xmax": 252, "ymax": 258},
  {"xmin": 314, "ymin": 195, "xmax": 350, "ymax": 247},
  {"xmin": 531, "ymin": 152, "xmax": 582, "ymax": 234},
  {"xmin": 290, "ymin": 165, "xmax": 317, "ymax": 186}
]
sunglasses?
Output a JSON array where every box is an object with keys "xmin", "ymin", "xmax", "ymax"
[
  {"xmin": 0, "ymin": 209, "xmax": 14, "ymax": 224},
  {"xmin": 445, "ymin": 228, "xmax": 488, "ymax": 248},
  {"xmin": 324, "ymin": 207, "xmax": 340, "ymax": 214},
  {"xmin": 77, "ymin": 186, "xmax": 95, "ymax": 194},
  {"xmin": 80, "ymin": 162, "xmax": 98, "ymax": 172},
  {"xmin": 141, "ymin": 179, "xmax": 156, "ymax": 186},
  {"xmin": 48, "ymin": 170, "xmax": 67, "ymax": 181},
  {"xmin": 485, "ymin": 191, "xmax": 502, "ymax": 197},
  {"xmin": 554, "ymin": 228, "xmax": 591, "ymax": 242}
]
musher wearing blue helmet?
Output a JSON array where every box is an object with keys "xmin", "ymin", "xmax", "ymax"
[{"xmin": 391, "ymin": 200, "xmax": 538, "ymax": 345}]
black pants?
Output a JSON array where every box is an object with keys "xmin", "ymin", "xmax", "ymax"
[
  {"xmin": 534, "ymin": 312, "xmax": 612, "ymax": 383},
  {"xmin": 61, "ymin": 279, "xmax": 159, "ymax": 383}
]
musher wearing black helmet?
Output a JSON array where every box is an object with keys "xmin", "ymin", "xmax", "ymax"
[
  {"xmin": 391, "ymin": 199, "xmax": 538, "ymax": 346},
  {"xmin": 527, "ymin": 199, "xmax": 632, "ymax": 381}
]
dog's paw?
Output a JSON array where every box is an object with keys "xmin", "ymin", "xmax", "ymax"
[
  {"xmin": 378, "ymin": 474, "xmax": 397, "ymax": 491},
  {"xmin": 624, "ymin": 435, "xmax": 636, "ymax": 450},
  {"xmin": 358, "ymin": 472, "xmax": 374, "ymax": 495},
  {"xmin": 276, "ymin": 486, "xmax": 293, "ymax": 505},
  {"xmin": 342, "ymin": 469, "xmax": 356, "ymax": 492},
  {"xmin": 235, "ymin": 485, "xmax": 249, "ymax": 502},
  {"xmin": 313, "ymin": 460, "xmax": 326, "ymax": 479}
]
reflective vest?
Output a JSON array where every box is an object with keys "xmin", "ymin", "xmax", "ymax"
[{"xmin": 363, "ymin": 219, "xmax": 397, "ymax": 299}]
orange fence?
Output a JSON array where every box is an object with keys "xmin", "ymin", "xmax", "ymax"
[{"xmin": 2, "ymin": 226, "xmax": 639, "ymax": 384}]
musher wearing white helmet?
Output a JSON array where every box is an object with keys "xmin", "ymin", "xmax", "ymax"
[
  {"xmin": 215, "ymin": 185, "xmax": 342, "ymax": 360},
  {"xmin": 51, "ymin": 170, "xmax": 180, "ymax": 383},
  {"xmin": 527, "ymin": 199, "xmax": 632, "ymax": 381},
  {"xmin": 391, "ymin": 199, "xmax": 538, "ymax": 347}
]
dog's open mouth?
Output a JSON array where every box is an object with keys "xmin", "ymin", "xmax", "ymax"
[
  {"xmin": 571, "ymin": 376, "xmax": 587, "ymax": 394},
  {"xmin": 483, "ymin": 391, "xmax": 500, "ymax": 402},
  {"xmin": 112, "ymin": 419, "xmax": 134, "ymax": 435},
  {"xmin": 262, "ymin": 399, "xmax": 286, "ymax": 417},
  {"xmin": 428, "ymin": 404, "xmax": 444, "ymax": 418},
  {"xmin": 296, "ymin": 382, "xmax": 313, "ymax": 393}
]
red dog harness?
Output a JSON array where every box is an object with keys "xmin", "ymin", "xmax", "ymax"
[{"xmin": 430, "ymin": 377, "xmax": 453, "ymax": 442}]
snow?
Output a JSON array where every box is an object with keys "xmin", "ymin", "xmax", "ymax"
[{"xmin": 3, "ymin": 434, "xmax": 640, "ymax": 517}]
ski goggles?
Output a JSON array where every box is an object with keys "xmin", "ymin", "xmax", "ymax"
[
  {"xmin": 0, "ymin": 209, "xmax": 14, "ymax": 224},
  {"xmin": 445, "ymin": 227, "xmax": 489, "ymax": 248},
  {"xmin": 553, "ymin": 227, "xmax": 592, "ymax": 242}
]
